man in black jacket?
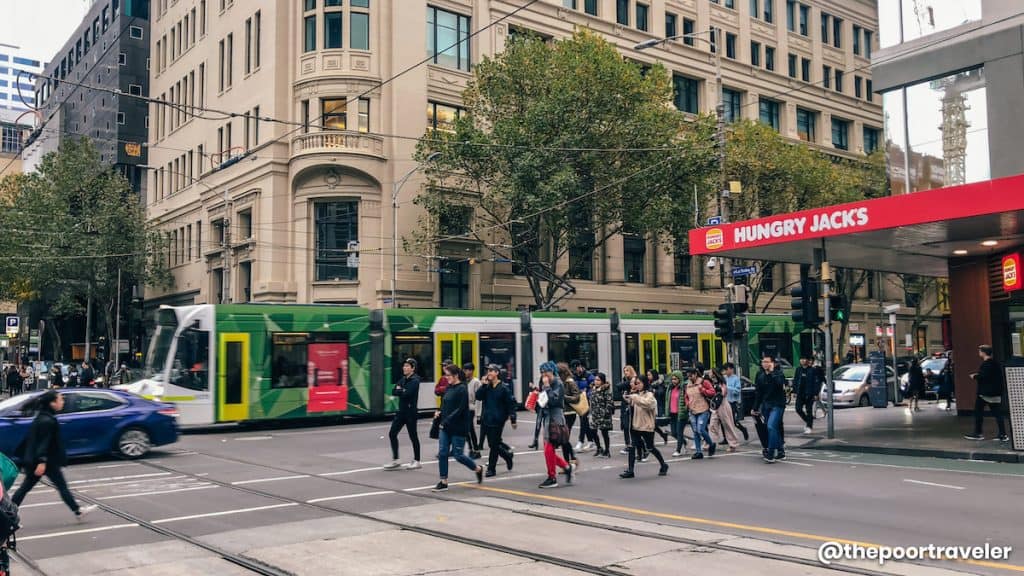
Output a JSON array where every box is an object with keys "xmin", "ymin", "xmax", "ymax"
[
  {"xmin": 965, "ymin": 345, "xmax": 1008, "ymax": 442},
  {"xmin": 383, "ymin": 359, "xmax": 422, "ymax": 470},
  {"xmin": 753, "ymin": 356, "xmax": 788, "ymax": 462},
  {"xmin": 793, "ymin": 355, "xmax": 823, "ymax": 434},
  {"xmin": 476, "ymin": 364, "xmax": 517, "ymax": 477}
]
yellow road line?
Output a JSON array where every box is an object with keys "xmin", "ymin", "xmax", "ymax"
[{"xmin": 467, "ymin": 485, "xmax": 1024, "ymax": 573}]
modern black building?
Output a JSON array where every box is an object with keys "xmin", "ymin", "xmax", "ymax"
[{"xmin": 23, "ymin": 0, "xmax": 151, "ymax": 198}]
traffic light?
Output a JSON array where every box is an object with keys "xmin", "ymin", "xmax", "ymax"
[
  {"xmin": 714, "ymin": 303, "xmax": 736, "ymax": 342},
  {"xmin": 828, "ymin": 294, "xmax": 848, "ymax": 322},
  {"xmin": 732, "ymin": 302, "xmax": 749, "ymax": 339},
  {"xmin": 790, "ymin": 279, "xmax": 820, "ymax": 328}
]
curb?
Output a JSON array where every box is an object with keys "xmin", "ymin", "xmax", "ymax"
[{"xmin": 801, "ymin": 440, "xmax": 1023, "ymax": 463}]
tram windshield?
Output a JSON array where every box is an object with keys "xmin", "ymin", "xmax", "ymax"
[
  {"xmin": 144, "ymin": 309, "xmax": 178, "ymax": 381},
  {"xmin": 143, "ymin": 309, "xmax": 211, "ymax": 391}
]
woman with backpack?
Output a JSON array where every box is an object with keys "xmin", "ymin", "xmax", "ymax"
[
  {"xmin": 588, "ymin": 372, "xmax": 614, "ymax": 458},
  {"xmin": 619, "ymin": 376, "xmax": 669, "ymax": 479},
  {"xmin": 684, "ymin": 367, "xmax": 717, "ymax": 460},
  {"xmin": 707, "ymin": 369, "xmax": 741, "ymax": 452},
  {"xmin": 11, "ymin": 391, "xmax": 96, "ymax": 520}
]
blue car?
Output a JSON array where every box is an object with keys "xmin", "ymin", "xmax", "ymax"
[{"xmin": 0, "ymin": 388, "xmax": 179, "ymax": 461}]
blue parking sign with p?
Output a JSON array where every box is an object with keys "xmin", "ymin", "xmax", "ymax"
[{"xmin": 6, "ymin": 317, "xmax": 17, "ymax": 329}]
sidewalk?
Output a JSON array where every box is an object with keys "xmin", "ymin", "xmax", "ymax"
[{"xmin": 791, "ymin": 400, "xmax": 1022, "ymax": 463}]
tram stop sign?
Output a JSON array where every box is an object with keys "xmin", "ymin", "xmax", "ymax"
[{"xmin": 5, "ymin": 316, "xmax": 18, "ymax": 338}]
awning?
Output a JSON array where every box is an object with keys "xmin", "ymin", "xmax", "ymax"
[{"xmin": 687, "ymin": 173, "xmax": 1024, "ymax": 277}]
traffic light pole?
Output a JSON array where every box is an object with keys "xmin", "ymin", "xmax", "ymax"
[{"xmin": 824, "ymin": 283, "xmax": 835, "ymax": 440}]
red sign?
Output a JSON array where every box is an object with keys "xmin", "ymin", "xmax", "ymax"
[
  {"xmin": 689, "ymin": 174, "xmax": 1024, "ymax": 255},
  {"xmin": 1003, "ymin": 253, "xmax": 1022, "ymax": 292},
  {"xmin": 306, "ymin": 342, "xmax": 350, "ymax": 413}
]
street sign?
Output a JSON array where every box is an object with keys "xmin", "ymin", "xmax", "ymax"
[
  {"xmin": 849, "ymin": 323, "xmax": 860, "ymax": 331},
  {"xmin": 849, "ymin": 334, "xmax": 865, "ymax": 346},
  {"xmin": 732, "ymin": 265, "xmax": 758, "ymax": 277},
  {"xmin": 707, "ymin": 216, "xmax": 722, "ymax": 226},
  {"xmin": 5, "ymin": 316, "xmax": 18, "ymax": 338}
]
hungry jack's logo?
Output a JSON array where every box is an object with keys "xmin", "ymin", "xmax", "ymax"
[
  {"xmin": 1003, "ymin": 254, "xmax": 1021, "ymax": 292},
  {"xmin": 705, "ymin": 228, "xmax": 724, "ymax": 250}
]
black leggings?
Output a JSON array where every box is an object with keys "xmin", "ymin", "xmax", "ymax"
[
  {"xmin": 627, "ymin": 430, "xmax": 666, "ymax": 472},
  {"xmin": 13, "ymin": 464, "xmax": 79, "ymax": 513},
  {"xmin": 597, "ymin": 428, "xmax": 610, "ymax": 451},
  {"xmin": 563, "ymin": 413, "xmax": 577, "ymax": 461},
  {"xmin": 388, "ymin": 412, "xmax": 421, "ymax": 461},
  {"xmin": 483, "ymin": 425, "xmax": 513, "ymax": 472}
]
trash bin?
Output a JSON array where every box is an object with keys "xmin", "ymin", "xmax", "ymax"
[{"xmin": 868, "ymin": 351, "xmax": 888, "ymax": 408}]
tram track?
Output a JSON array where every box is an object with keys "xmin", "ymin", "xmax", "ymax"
[{"xmin": 125, "ymin": 449, "xmax": 902, "ymax": 576}]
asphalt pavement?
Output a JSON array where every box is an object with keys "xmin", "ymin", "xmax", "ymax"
[{"xmin": 8, "ymin": 407, "xmax": 1024, "ymax": 576}]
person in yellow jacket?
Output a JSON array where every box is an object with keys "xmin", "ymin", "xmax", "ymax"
[{"xmin": 619, "ymin": 376, "xmax": 669, "ymax": 479}]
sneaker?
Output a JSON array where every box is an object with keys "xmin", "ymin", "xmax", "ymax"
[
  {"xmin": 803, "ymin": 427, "xmax": 812, "ymax": 435},
  {"xmin": 763, "ymin": 453, "xmax": 776, "ymax": 463},
  {"xmin": 504, "ymin": 453, "xmax": 514, "ymax": 471},
  {"xmin": 776, "ymin": 451, "xmax": 787, "ymax": 461},
  {"xmin": 431, "ymin": 481, "xmax": 449, "ymax": 492},
  {"xmin": 640, "ymin": 454, "xmax": 650, "ymax": 463},
  {"xmin": 658, "ymin": 463, "xmax": 669, "ymax": 476},
  {"xmin": 620, "ymin": 448, "xmax": 630, "ymax": 455},
  {"xmin": 382, "ymin": 460, "xmax": 402, "ymax": 471},
  {"xmin": 998, "ymin": 435, "xmax": 1010, "ymax": 443},
  {"xmin": 691, "ymin": 453, "xmax": 704, "ymax": 460},
  {"xmin": 470, "ymin": 451, "xmax": 482, "ymax": 460},
  {"xmin": 574, "ymin": 441, "xmax": 583, "ymax": 451},
  {"xmin": 485, "ymin": 469, "xmax": 497, "ymax": 478},
  {"xmin": 403, "ymin": 460, "xmax": 422, "ymax": 470},
  {"xmin": 671, "ymin": 451, "xmax": 682, "ymax": 457},
  {"xmin": 475, "ymin": 466, "xmax": 484, "ymax": 484},
  {"xmin": 964, "ymin": 434, "xmax": 985, "ymax": 441},
  {"xmin": 619, "ymin": 470, "xmax": 635, "ymax": 479},
  {"xmin": 565, "ymin": 463, "xmax": 574, "ymax": 485},
  {"xmin": 707, "ymin": 443, "xmax": 717, "ymax": 458},
  {"xmin": 538, "ymin": 477, "xmax": 558, "ymax": 489},
  {"xmin": 584, "ymin": 441, "xmax": 594, "ymax": 452},
  {"xmin": 75, "ymin": 504, "xmax": 98, "ymax": 520},
  {"xmin": 528, "ymin": 442, "xmax": 538, "ymax": 450}
]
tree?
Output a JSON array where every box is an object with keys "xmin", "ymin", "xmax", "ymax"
[
  {"xmin": 887, "ymin": 273, "xmax": 942, "ymax": 355},
  {"xmin": 414, "ymin": 30, "xmax": 716, "ymax": 309},
  {"xmin": 0, "ymin": 138, "xmax": 170, "ymax": 360}
]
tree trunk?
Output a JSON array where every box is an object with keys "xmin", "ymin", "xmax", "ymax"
[{"xmin": 84, "ymin": 286, "xmax": 92, "ymax": 363}]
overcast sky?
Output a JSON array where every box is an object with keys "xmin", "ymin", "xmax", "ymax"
[{"xmin": 1, "ymin": 0, "xmax": 90, "ymax": 64}]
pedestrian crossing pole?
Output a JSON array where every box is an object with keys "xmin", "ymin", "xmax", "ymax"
[{"xmin": 822, "ymin": 261, "xmax": 835, "ymax": 440}]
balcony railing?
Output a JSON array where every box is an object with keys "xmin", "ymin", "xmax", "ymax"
[{"xmin": 292, "ymin": 130, "xmax": 385, "ymax": 159}]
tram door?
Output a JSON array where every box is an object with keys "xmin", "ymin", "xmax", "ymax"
[
  {"xmin": 698, "ymin": 334, "xmax": 725, "ymax": 371},
  {"xmin": 638, "ymin": 334, "xmax": 670, "ymax": 375},
  {"xmin": 435, "ymin": 333, "xmax": 479, "ymax": 381},
  {"xmin": 217, "ymin": 333, "xmax": 250, "ymax": 422}
]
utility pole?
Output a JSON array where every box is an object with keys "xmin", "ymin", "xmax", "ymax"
[
  {"xmin": 115, "ymin": 268, "xmax": 122, "ymax": 365},
  {"xmin": 221, "ymin": 188, "xmax": 231, "ymax": 304}
]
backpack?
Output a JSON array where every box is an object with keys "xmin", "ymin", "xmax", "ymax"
[
  {"xmin": 706, "ymin": 381, "xmax": 724, "ymax": 411},
  {"xmin": 0, "ymin": 454, "xmax": 16, "ymax": 493}
]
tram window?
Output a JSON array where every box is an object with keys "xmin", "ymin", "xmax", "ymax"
[
  {"xmin": 225, "ymin": 342, "xmax": 244, "ymax": 404},
  {"xmin": 670, "ymin": 333, "xmax": 697, "ymax": 367},
  {"xmin": 271, "ymin": 332, "xmax": 349, "ymax": 388},
  {"xmin": 625, "ymin": 333, "xmax": 639, "ymax": 370},
  {"xmin": 758, "ymin": 332, "xmax": 793, "ymax": 365},
  {"xmin": 480, "ymin": 332, "xmax": 516, "ymax": 385},
  {"xmin": 548, "ymin": 333, "xmax": 598, "ymax": 369},
  {"xmin": 169, "ymin": 326, "xmax": 210, "ymax": 391},
  {"xmin": 392, "ymin": 333, "xmax": 433, "ymax": 381}
]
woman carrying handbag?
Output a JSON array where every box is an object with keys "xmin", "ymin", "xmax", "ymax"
[{"xmin": 537, "ymin": 362, "xmax": 573, "ymax": 489}]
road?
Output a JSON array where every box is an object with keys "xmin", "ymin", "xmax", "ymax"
[{"xmin": 9, "ymin": 409, "xmax": 1024, "ymax": 576}]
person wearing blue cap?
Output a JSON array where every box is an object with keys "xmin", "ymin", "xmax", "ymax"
[{"xmin": 537, "ymin": 361, "xmax": 573, "ymax": 488}]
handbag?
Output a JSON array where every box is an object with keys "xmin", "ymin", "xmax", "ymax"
[
  {"xmin": 429, "ymin": 415, "xmax": 441, "ymax": 440},
  {"xmin": 569, "ymin": 390, "xmax": 590, "ymax": 416},
  {"xmin": 548, "ymin": 422, "xmax": 569, "ymax": 447},
  {"xmin": 525, "ymin": 389, "xmax": 539, "ymax": 412}
]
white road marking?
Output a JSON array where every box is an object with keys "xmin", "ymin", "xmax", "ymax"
[
  {"xmin": 152, "ymin": 503, "xmax": 298, "ymax": 523},
  {"xmin": 772, "ymin": 454, "xmax": 1024, "ymax": 478},
  {"xmin": 319, "ymin": 466, "xmax": 382, "ymax": 476},
  {"xmin": 231, "ymin": 475, "xmax": 310, "ymax": 485},
  {"xmin": 18, "ymin": 501, "xmax": 64, "ymax": 509},
  {"xmin": 93, "ymin": 463, "xmax": 138, "ymax": 470},
  {"xmin": 68, "ymin": 472, "xmax": 171, "ymax": 485},
  {"xmin": 903, "ymin": 478, "xmax": 965, "ymax": 490},
  {"xmin": 97, "ymin": 485, "xmax": 219, "ymax": 500},
  {"xmin": 166, "ymin": 451, "xmax": 199, "ymax": 456},
  {"xmin": 18, "ymin": 523, "xmax": 139, "ymax": 541},
  {"xmin": 234, "ymin": 436, "xmax": 274, "ymax": 441},
  {"xmin": 77, "ymin": 475, "xmax": 187, "ymax": 491},
  {"xmin": 777, "ymin": 460, "xmax": 814, "ymax": 467},
  {"xmin": 306, "ymin": 490, "xmax": 395, "ymax": 503}
]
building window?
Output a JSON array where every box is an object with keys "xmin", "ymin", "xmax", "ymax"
[
  {"xmin": 315, "ymin": 201, "xmax": 359, "ymax": 281},
  {"xmin": 568, "ymin": 218, "xmax": 594, "ymax": 281},
  {"xmin": 672, "ymin": 75, "xmax": 699, "ymax": 114},
  {"xmin": 833, "ymin": 17, "xmax": 843, "ymax": 48},
  {"xmin": 855, "ymin": 75, "xmax": 862, "ymax": 98},
  {"xmin": 254, "ymin": 10, "xmax": 261, "ymax": 67},
  {"xmin": 623, "ymin": 235, "xmax": 646, "ymax": 284},
  {"xmin": 427, "ymin": 6, "xmax": 471, "ymax": 72},
  {"xmin": 439, "ymin": 259, "xmax": 470, "ymax": 309},
  {"xmin": 798, "ymin": 4, "xmax": 808, "ymax": 36},
  {"xmin": 722, "ymin": 88, "xmax": 741, "ymax": 122},
  {"xmin": 853, "ymin": 24, "xmax": 862, "ymax": 55},
  {"xmin": 821, "ymin": 13, "xmax": 830, "ymax": 44},
  {"xmin": 760, "ymin": 264, "xmax": 775, "ymax": 292},
  {"xmin": 635, "ymin": 3, "xmax": 649, "ymax": 31},
  {"xmin": 325, "ymin": 11, "xmax": 343, "ymax": 49},
  {"xmin": 682, "ymin": 18, "xmax": 695, "ymax": 45},
  {"xmin": 304, "ymin": 15, "xmax": 317, "ymax": 52},
  {"xmin": 665, "ymin": 13, "xmax": 677, "ymax": 38},
  {"xmin": 763, "ymin": 0, "xmax": 773, "ymax": 23},
  {"xmin": 759, "ymin": 98, "xmax": 779, "ymax": 131},
  {"xmin": 796, "ymin": 108, "xmax": 815, "ymax": 142},
  {"xmin": 117, "ymin": 112, "xmax": 126, "ymax": 125},
  {"xmin": 128, "ymin": 84, "xmax": 143, "ymax": 95},
  {"xmin": 239, "ymin": 261, "xmax": 252, "ymax": 302},
  {"xmin": 226, "ymin": 33, "xmax": 233, "ymax": 88},
  {"xmin": 822, "ymin": 65, "xmax": 831, "ymax": 88},
  {"xmin": 750, "ymin": 41, "xmax": 760, "ymax": 66},
  {"xmin": 428, "ymin": 101, "xmax": 463, "ymax": 132},
  {"xmin": 863, "ymin": 126, "xmax": 879, "ymax": 154},
  {"xmin": 616, "ymin": 0, "xmax": 628, "ymax": 25},
  {"xmin": 725, "ymin": 33, "xmax": 736, "ymax": 59},
  {"xmin": 765, "ymin": 46, "xmax": 775, "ymax": 71},
  {"xmin": 585, "ymin": 0, "xmax": 597, "ymax": 16},
  {"xmin": 357, "ymin": 98, "xmax": 369, "ymax": 133},
  {"xmin": 322, "ymin": 98, "xmax": 347, "ymax": 130},
  {"xmin": 351, "ymin": 9, "xmax": 370, "ymax": 50},
  {"xmin": 750, "ymin": 0, "xmax": 759, "ymax": 18},
  {"xmin": 301, "ymin": 100, "xmax": 310, "ymax": 133},
  {"xmin": 245, "ymin": 16, "xmax": 253, "ymax": 73},
  {"xmin": 866, "ymin": 79, "xmax": 873, "ymax": 102},
  {"xmin": 864, "ymin": 30, "xmax": 873, "ymax": 58},
  {"xmin": 119, "ymin": 52, "xmax": 127, "ymax": 65},
  {"xmin": 801, "ymin": 57, "xmax": 810, "ymax": 82},
  {"xmin": 834, "ymin": 70, "xmax": 843, "ymax": 92},
  {"xmin": 787, "ymin": 53, "xmax": 797, "ymax": 78},
  {"xmin": 786, "ymin": 0, "xmax": 795, "ymax": 32},
  {"xmin": 832, "ymin": 117, "xmax": 849, "ymax": 150},
  {"xmin": 129, "ymin": 26, "xmax": 143, "ymax": 39},
  {"xmin": 674, "ymin": 250, "xmax": 691, "ymax": 287}
]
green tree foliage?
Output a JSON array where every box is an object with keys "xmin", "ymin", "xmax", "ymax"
[
  {"xmin": 0, "ymin": 138, "xmax": 170, "ymax": 353},
  {"xmin": 415, "ymin": 30, "xmax": 716, "ymax": 309}
]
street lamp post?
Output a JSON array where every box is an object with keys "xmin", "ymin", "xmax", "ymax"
[{"xmin": 391, "ymin": 152, "xmax": 441, "ymax": 308}]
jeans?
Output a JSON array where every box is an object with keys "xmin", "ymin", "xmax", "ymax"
[
  {"xmin": 972, "ymin": 395, "xmax": 1006, "ymax": 437},
  {"xmin": 765, "ymin": 404, "xmax": 785, "ymax": 454},
  {"xmin": 388, "ymin": 412, "xmax": 421, "ymax": 461},
  {"xmin": 794, "ymin": 396, "xmax": 815, "ymax": 428},
  {"xmin": 13, "ymin": 464, "xmax": 79, "ymax": 513},
  {"xmin": 689, "ymin": 411, "xmax": 714, "ymax": 455},
  {"xmin": 543, "ymin": 442, "xmax": 569, "ymax": 479},
  {"xmin": 626, "ymin": 430, "xmax": 666, "ymax": 472},
  {"xmin": 483, "ymin": 424, "xmax": 513, "ymax": 472},
  {"xmin": 578, "ymin": 414, "xmax": 594, "ymax": 444},
  {"xmin": 670, "ymin": 413, "xmax": 686, "ymax": 452},
  {"xmin": 437, "ymin": 430, "xmax": 477, "ymax": 479}
]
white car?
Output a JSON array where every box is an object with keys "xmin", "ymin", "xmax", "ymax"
[{"xmin": 829, "ymin": 363, "xmax": 897, "ymax": 408}]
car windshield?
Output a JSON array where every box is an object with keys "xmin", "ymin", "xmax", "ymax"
[
  {"xmin": 0, "ymin": 392, "xmax": 38, "ymax": 415},
  {"xmin": 921, "ymin": 358, "xmax": 948, "ymax": 373},
  {"xmin": 834, "ymin": 365, "xmax": 869, "ymax": 382}
]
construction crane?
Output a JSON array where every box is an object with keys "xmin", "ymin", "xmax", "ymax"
[{"xmin": 930, "ymin": 68, "xmax": 984, "ymax": 187}]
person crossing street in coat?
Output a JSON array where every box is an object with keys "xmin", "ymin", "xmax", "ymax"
[{"xmin": 475, "ymin": 364, "xmax": 517, "ymax": 477}]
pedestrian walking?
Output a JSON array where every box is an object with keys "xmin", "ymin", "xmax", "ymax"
[
  {"xmin": 684, "ymin": 367, "xmax": 717, "ymax": 459},
  {"xmin": 722, "ymin": 363, "xmax": 748, "ymax": 442},
  {"xmin": 754, "ymin": 355, "xmax": 788, "ymax": 462},
  {"xmin": 588, "ymin": 372, "xmax": 614, "ymax": 458},
  {"xmin": 646, "ymin": 370, "xmax": 671, "ymax": 445},
  {"xmin": 476, "ymin": 364, "xmax": 516, "ymax": 477},
  {"xmin": 707, "ymin": 369, "xmax": 741, "ymax": 452},
  {"xmin": 557, "ymin": 363, "xmax": 581, "ymax": 469},
  {"xmin": 433, "ymin": 364, "xmax": 484, "ymax": 492},
  {"xmin": 907, "ymin": 358, "xmax": 925, "ymax": 412},
  {"xmin": 537, "ymin": 362, "xmax": 573, "ymax": 489},
  {"xmin": 79, "ymin": 362, "xmax": 95, "ymax": 387},
  {"xmin": 666, "ymin": 371, "xmax": 689, "ymax": 456},
  {"xmin": 48, "ymin": 366, "xmax": 63, "ymax": 389},
  {"xmin": 5, "ymin": 367, "xmax": 22, "ymax": 397},
  {"xmin": 383, "ymin": 358, "xmax": 422, "ymax": 470},
  {"xmin": 11, "ymin": 390, "xmax": 96, "ymax": 520},
  {"xmin": 463, "ymin": 363, "xmax": 483, "ymax": 460},
  {"xmin": 793, "ymin": 355, "xmax": 824, "ymax": 434},
  {"xmin": 434, "ymin": 358, "xmax": 453, "ymax": 408},
  {"xmin": 618, "ymin": 366, "xmax": 638, "ymax": 455},
  {"xmin": 939, "ymin": 360, "xmax": 955, "ymax": 411},
  {"xmin": 619, "ymin": 376, "xmax": 669, "ymax": 479},
  {"xmin": 964, "ymin": 345, "xmax": 1008, "ymax": 442},
  {"xmin": 572, "ymin": 361, "xmax": 596, "ymax": 452}
]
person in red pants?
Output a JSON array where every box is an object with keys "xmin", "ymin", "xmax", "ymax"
[{"xmin": 536, "ymin": 362, "xmax": 573, "ymax": 489}]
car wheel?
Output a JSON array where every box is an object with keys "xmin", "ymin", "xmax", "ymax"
[
  {"xmin": 858, "ymin": 394, "xmax": 870, "ymax": 408},
  {"xmin": 117, "ymin": 427, "xmax": 151, "ymax": 459}
]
